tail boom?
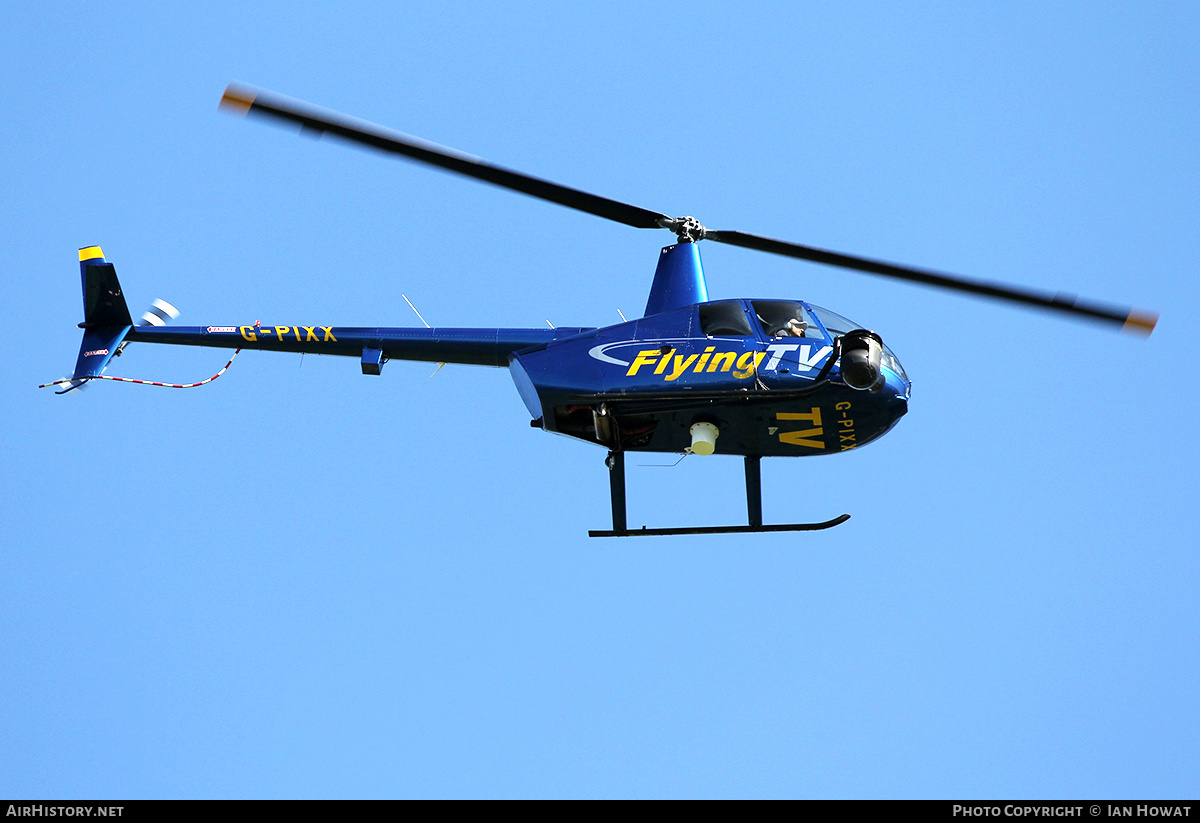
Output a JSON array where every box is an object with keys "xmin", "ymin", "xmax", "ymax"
[{"xmin": 125, "ymin": 325, "xmax": 591, "ymax": 367}]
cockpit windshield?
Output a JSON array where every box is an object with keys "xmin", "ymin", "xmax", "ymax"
[
  {"xmin": 751, "ymin": 300, "xmax": 823, "ymax": 339},
  {"xmin": 806, "ymin": 305, "xmax": 856, "ymax": 337},
  {"xmin": 807, "ymin": 303, "xmax": 908, "ymax": 382}
]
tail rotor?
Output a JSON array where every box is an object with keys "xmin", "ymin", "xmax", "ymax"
[
  {"xmin": 140, "ymin": 298, "xmax": 180, "ymax": 327},
  {"xmin": 115, "ymin": 298, "xmax": 180, "ymax": 358}
]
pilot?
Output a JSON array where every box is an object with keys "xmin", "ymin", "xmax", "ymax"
[{"xmin": 780, "ymin": 318, "xmax": 808, "ymax": 337}]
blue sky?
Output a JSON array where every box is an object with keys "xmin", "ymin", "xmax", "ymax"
[{"xmin": 2, "ymin": 2, "xmax": 1197, "ymax": 798}]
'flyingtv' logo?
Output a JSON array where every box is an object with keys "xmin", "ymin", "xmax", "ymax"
[{"xmin": 588, "ymin": 341, "xmax": 832, "ymax": 382}]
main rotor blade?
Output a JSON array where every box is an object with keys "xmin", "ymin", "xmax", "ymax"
[
  {"xmin": 706, "ymin": 229, "xmax": 1158, "ymax": 335},
  {"xmin": 220, "ymin": 84, "xmax": 1156, "ymax": 335},
  {"xmin": 220, "ymin": 84, "xmax": 670, "ymax": 230}
]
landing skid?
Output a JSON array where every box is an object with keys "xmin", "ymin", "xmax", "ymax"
[
  {"xmin": 589, "ymin": 517, "xmax": 850, "ymax": 538},
  {"xmin": 588, "ymin": 452, "xmax": 850, "ymax": 538}
]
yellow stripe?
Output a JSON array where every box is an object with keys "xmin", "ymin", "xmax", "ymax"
[
  {"xmin": 219, "ymin": 84, "xmax": 256, "ymax": 114},
  {"xmin": 1121, "ymin": 310, "xmax": 1158, "ymax": 336},
  {"xmin": 78, "ymin": 246, "xmax": 104, "ymax": 261}
]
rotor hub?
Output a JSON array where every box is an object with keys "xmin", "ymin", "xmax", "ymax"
[{"xmin": 658, "ymin": 215, "xmax": 707, "ymax": 243}]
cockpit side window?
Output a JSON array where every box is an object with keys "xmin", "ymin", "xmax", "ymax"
[
  {"xmin": 698, "ymin": 301, "xmax": 754, "ymax": 336},
  {"xmin": 750, "ymin": 300, "xmax": 823, "ymax": 338}
]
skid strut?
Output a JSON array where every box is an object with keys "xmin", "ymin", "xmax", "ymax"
[
  {"xmin": 745, "ymin": 455, "xmax": 763, "ymax": 528},
  {"xmin": 589, "ymin": 451, "xmax": 850, "ymax": 537},
  {"xmin": 607, "ymin": 450, "xmax": 627, "ymax": 534}
]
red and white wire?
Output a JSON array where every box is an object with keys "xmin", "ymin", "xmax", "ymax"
[{"xmin": 39, "ymin": 349, "xmax": 241, "ymax": 390}]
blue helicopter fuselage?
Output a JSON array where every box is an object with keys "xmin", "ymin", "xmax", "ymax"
[
  {"xmin": 509, "ymin": 297, "xmax": 910, "ymax": 456},
  {"xmin": 66, "ymin": 244, "xmax": 910, "ymax": 459}
]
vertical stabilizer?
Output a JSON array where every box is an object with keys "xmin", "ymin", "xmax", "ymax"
[
  {"xmin": 79, "ymin": 246, "xmax": 133, "ymax": 328},
  {"xmin": 71, "ymin": 247, "xmax": 133, "ymax": 382}
]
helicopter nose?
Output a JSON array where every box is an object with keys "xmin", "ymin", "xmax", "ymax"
[{"xmin": 883, "ymin": 373, "xmax": 911, "ymax": 421}]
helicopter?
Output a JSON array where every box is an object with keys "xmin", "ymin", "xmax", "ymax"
[{"xmin": 43, "ymin": 84, "xmax": 1159, "ymax": 537}]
